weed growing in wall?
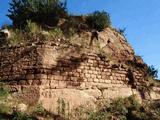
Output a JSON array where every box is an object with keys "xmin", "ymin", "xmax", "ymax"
[
  {"xmin": 25, "ymin": 20, "xmax": 42, "ymax": 34},
  {"xmin": 0, "ymin": 103, "xmax": 11, "ymax": 115},
  {"xmin": 48, "ymin": 28, "xmax": 64, "ymax": 40},
  {"xmin": 8, "ymin": 29, "xmax": 24, "ymax": 45},
  {"xmin": 34, "ymin": 104, "xmax": 46, "ymax": 115},
  {"xmin": 87, "ymin": 95, "xmax": 160, "ymax": 120},
  {"xmin": 57, "ymin": 98, "xmax": 70, "ymax": 119},
  {"xmin": 0, "ymin": 86, "xmax": 9, "ymax": 100}
]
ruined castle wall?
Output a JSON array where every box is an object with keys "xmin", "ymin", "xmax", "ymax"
[
  {"xmin": 0, "ymin": 44, "xmax": 143, "ymax": 88},
  {"xmin": 0, "ymin": 45, "xmax": 43, "ymax": 86},
  {"xmin": 0, "ymin": 44, "xmax": 154, "ymax": 111}
]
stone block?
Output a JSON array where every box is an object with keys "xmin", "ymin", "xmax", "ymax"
[
  {"xmin": 110, "ymin": 76, "xmax": 113, "ymax": 80},
  {"xmin": 18, "ymin": 80, "xmax": 28, "ymax": 85},
  {"xmin": 93, "ymin": 71, "xmax": 98, "ymax": 74},
  {"xmin": 90, "ymin": 67, "xmax": 95, "ymax": 70},
  {"xmin": 48, "ymin": 75, "xmax": 55, "ymax": 80},
  {"xmin": 111, "ymin": 80, "xmax": 116, "ymax": 84},
  {"xmin": 50, "ymin": 81, "xmax": 59, "ymax": 88},
  {"xmin": 93, "ymin": 78, "xmax": 99, "ymax": 82},
  {"xmin": 83, "ymin": 89, "xmax": 102, "ymax": 99},
  {"xmin": 120, "ymin": 74, "xmax": 126, "ymax": 77},
  {"xmin": 77, "ymin": 69, "xmax": 82, "ymax": 72},
  {"xmin": 74, "ymin": 73, "xmax": 80, "ymax": 77},
  {"xmin": 102, "ymin": 75, "xmax": 106, "ymax": 79},
  {"xmin": 87, "ymin": 78, "xmax": 93, "ymax": 82},
  {"xmin": 58, "ymin": 81, "xmax": 67, "ymax": 88},
  {"xmin": 27, "ymin": 80, "xmax": 33, "ymax": 85},
  {"xmin": 88, "ymin": 70, "xmax": 92, "ymax": 74},
  {"xmin": 32, "ymin": 80, "xmax": 42, "ymax": 85},
  {"xmin": 85, "ymin": 82, "xmax": 92, "ymax": 89},
  {"xmin": 34, "ymin": 74, "xmax": 41, "ymax": 79},
  {"xmin": 91, "ymin": 74, "xmax": 96, "ymax": 79},
  {"xmin": 79, "ymin": 82, "xmax": 86, "ymax": 89},
  {"xmin": 117, "ymin": 77, "xmax": 122, "ymax": 80},
  {"xmin": 70, "ymin": 77, "xmax": 78, "ymax": 81},
  {"xmin": 95, "ymin": 68, "xmax": 100, "ymax": 71},
  {"xmin": 103, "ymin": 89, "xmax": 118, "ymax": 99},
  {"xmin": 84, "ymin": 66, "xmax": 89, "ymax": 70},
  {"xmin": 106, "ymin": 72, "xmax": 111, "ymax": 76},
  {"xmin": 104, "ymin": 80, "xmax": 111, "ymax": 84},
  {"xmin": 79, "ymin": 65, "xmax": 84, "ymax": 69},
  {"xmin": 88, "ymin": 59, "xmax": 94, "ymax": 64},
  {"xmin": 54, "ymin": 75, "xmax": 63, "ymax": 81},
  {"xmin": 85, "ymin": 73, "xmax": 90, "ymax": 78},
  {"xmin": 39, "ymin": 89, "xmax": 96, "ymax": 113},
  {"xmin": 41, "ymin": 79, "xmax": 50, "ymax": 85},
  {"xmin": 99, "ymin": 79, "xmax": 105, "ymax": 83}
]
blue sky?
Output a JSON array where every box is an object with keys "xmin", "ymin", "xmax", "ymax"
[{"xmin": 0, "ymin": 0, "xmax": 160, "ymax": 78}]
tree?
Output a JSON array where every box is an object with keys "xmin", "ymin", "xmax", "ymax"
[
  {"xmin": 86, "ymin": 11, "xmax": 111, "ymax": 31},
  {"xmin": 7, "ymin": 0, "xmax": 68, "ymax": 28}
]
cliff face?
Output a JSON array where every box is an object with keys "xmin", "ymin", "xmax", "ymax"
[{"xmin": 0, "ymin": 28, "xmax": 159, "ymax": 113}]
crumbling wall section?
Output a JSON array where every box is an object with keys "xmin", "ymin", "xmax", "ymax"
[{"xmin": 0, "ymin": 43, "xmax": 156, "ymax": 111}]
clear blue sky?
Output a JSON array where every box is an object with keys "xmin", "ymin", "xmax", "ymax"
[{"xmin": 0, "ymin": 0, "xmax": 160, "ymax": 78}]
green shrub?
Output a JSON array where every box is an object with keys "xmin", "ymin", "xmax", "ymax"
[
  {"xmin": 87, "ymin": 96, "xmax": 160, "ymax": 120},
  {"xmin": 25, "ymin": 20, "xmax": 41, "ymax": 34},
  {"xmin": 12, "ymin": 111, "xmax": 33, "ymax": 120},
  {"xmin": 57, "ymin": 98, "xmax": 66, "ymax": 116},
  {"xmin": 0, "ymin": 87, "xmax": 9, "ymax": 100},
  {"xmin": 57, "ymin": 98, "xmax": 69, "ymax": 119},
  {"xmin": 86, "ymin": 11, "xmax": 111, "ymax": 31},
  {"xmin": 48, "ymin": 27, "xmax": 64, "ymax": 39},
  {"xmin": 88, "ymin": 95, "xmax": 142, "ymax": 120},
  {"xmin": 8, "ymin": 29, "xmax": 24, "ymax": 45},
  {"xmin": 34, "ymin": 104, "xmax": 45, "ymax": 115},
  {"xmin": 0, "ymin": 103, "xmax": 11, "ymax": 114},
  {"xmin": 148, "ymin": 101, "xmax": 160, "ymax": 119},
  {"xmin": 88, "ymin": 109, "xmax": 108, "ymax": 120},
  {"xmin": 7, "ymin": 0, "xmax": 68, "ymax": 28}
]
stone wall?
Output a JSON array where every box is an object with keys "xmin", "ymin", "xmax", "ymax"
[
  {"xmin": 150, "ymin": 87, "xmax": 160, "ymax": 100},
  {"xmin": 0, "ymin": 43, "xmax": 159, "ymax": 112}
]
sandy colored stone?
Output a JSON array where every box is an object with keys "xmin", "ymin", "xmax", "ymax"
[
  {"xmin": 83, "ymin": 89, "xmax": 102, "ymax": 99},
  {"xmin": 16, "ymin": 103, "xmax": 27, "ymax": 112},
  {"xmin": 103, "ymin": 87, "xmax": 133, "ymax": 99},
  {"xmin": 39, "ymin": 89, "xmax": 96, "ymax": 113}
]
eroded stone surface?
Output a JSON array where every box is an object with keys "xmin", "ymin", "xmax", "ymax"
[
  {"xmin": 39, "ymin": 89, "xmax": 96, "ymax": 113},
  {"xmin": 150, "ymin": 87, "xmax": 160, "ymax": 100}
]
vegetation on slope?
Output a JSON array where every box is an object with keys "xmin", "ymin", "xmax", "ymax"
[
  {"xmin": 0, "ymin": 91, "xmax": 159, "ymax": 120},
  {"xmin": 88, "ymin": 96, "xmax": 160, "ymax": 120},
  {"xmin": 0, "ymin": 0, "xmax": 112, "ymax": 46},
  {"xmin": 7, "ymin": 0, "xmax": 68, "ymax": 28}
]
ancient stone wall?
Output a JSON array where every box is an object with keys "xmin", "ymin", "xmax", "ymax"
[
  {"xmin": 0, "ymin": 43, "xmax": 159, "ymax": 112},
  {"xmin": 0, "ymin": 44, "xmax": 143, "ymax": 87}
]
